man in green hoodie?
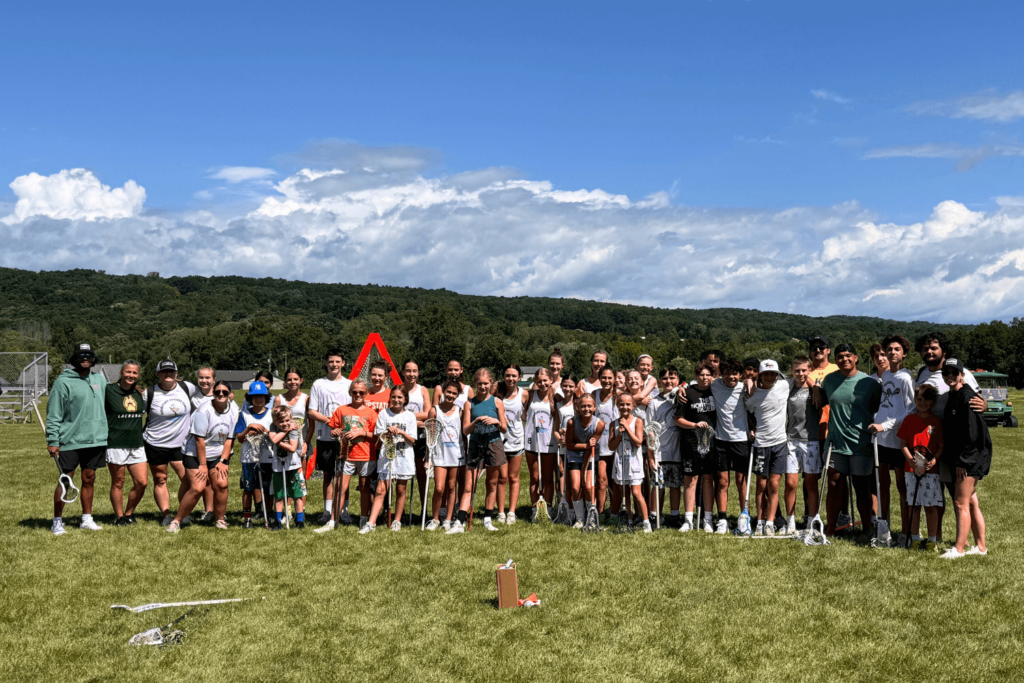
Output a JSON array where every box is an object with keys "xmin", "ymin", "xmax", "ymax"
[{"xmin": 46, "ymin": 343, "xmax": 108, "ymax": 535}]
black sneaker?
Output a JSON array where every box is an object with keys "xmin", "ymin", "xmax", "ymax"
[
  {"xmin": 115, "ymin": 516, "xmax": 130, "ymax": 527},
  {"xmin": 125, "ymin": 514, "xmax": 138, "ymax": 525},
  {"xmin": 270, "ymin": 521, "xmax": 282, "ymax": 531},
  {"xmin": 296, "ymin": 521, "xmax": 306, "ymax": 529},
  {"xmin": 243, "ymin": 518, "xmax": 253, "ymax": 529}
]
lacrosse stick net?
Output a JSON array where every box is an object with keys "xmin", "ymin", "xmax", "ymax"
[
  {"xmin": 552, "ymin": 445, "xmax": 573, "ymax": 526},
  {"xmin": 796, "ymin": 443, "xmax": 832, "ymax": 546},
  {"xmin": 696, "ymin": 426, "xmax": 714, "ymax": 456},
  {"xmin": 53, "ymin": 458, "xmax": 80, "ymax": 504},
  {"xmin": 421, "ymin": 418, "xmax": 441, "ymax": 530}
]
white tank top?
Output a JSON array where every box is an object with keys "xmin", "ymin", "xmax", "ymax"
[
  {"xmin": 404, "ymin": 384, "xmax": 426, "ymax": 417},
  {"xmin": 592, "ymin": 389, "xmax": 617, "ymax": 457},
  {"xmin": 454, "ymin": 384, "xmax": 471, "ymax": 409},
  {"xmin": 501, "ymin": 387, "xmax": 525, "ymax": 452},
  {"xmin": 580, "ymin": 379, "xmax": 600, "ymax": 395},
  {"xmin": 434, "ymin": 406, "xmax": 465, "ymax": 468},
  {"xmin": 612, "ymin": 416, "xmax": 642, "ymax": 481},
  {"xmin": 524, "ymin": 391, "xmax": 555, "ymax": 453}
]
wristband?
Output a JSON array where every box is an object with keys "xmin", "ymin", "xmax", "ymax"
[{"xmin": 220, "ymin": 459, "xmax": 230, "ymax": 466}]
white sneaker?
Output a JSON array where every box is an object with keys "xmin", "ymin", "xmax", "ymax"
[
  {"xmin": 215, "ymin": 519, "xmax": 228, "ymax": 530},
  {"xmin": 483, "ymin": 518, "xmax": 499, "ymax": 532},
  {"xmin": 166, "ymin": 520, "xmax": 181, "ymax": 533},
  {"xmin": 940, "ymin": 547, "xmax": 965, "ymax": 560},
  {"xmin": 680, "ymin": 521, "xmax": 692, "ymax": 533},
  {"xmin": 390, "ymin": 521, "xmax": 401, "ymax": 532},
  {"xmin": 339, "ymin": 510, "xmax": 353, "ymax": 525},
  {"xmin": 754, "ymin": 522, "xmax": 765, "ymax": 537},
  {"xmin": 701, "ymin": 519, "xmax": 714, "ymax": 533},
  {"xmin": 80, "ymin": 517, "xmax": 103, "ymax": 531},
  {"xmin": 313, "ymin": 520, "xmax": 336, "ymax": 534},
  {"xmin": 446, "ymin": 520, "xmax": 465, "ymax": 534},
  {"xmin": 641, "ymin": 520, "xmax": 652, "ymax": 533},
  {"xmin": 180, "ymin": 515, "xmax": 192, "ymax": 528},
  {"xmin": 573, "ymin": 520, "xmax": 584, "ymax": 529},
  {"xmin": 506, "ymin": 511, "xmax": 516, "ymax": 525},
  {"xmin": 161, "ymin": 514, "xmax": 174, "ymax": 527},
  {"xmin": 965, "ymin": 546, "xmax": 988, "ymax": 556},
  {"xmin": 426, "ymin": 519, "xmax": 440, "ymax": 531},
  {"xmin": 715, "ymin": 519, "xmax": 729, "ymax": 535},
  {"xmin": 442, "ymin": 520, "xmax": 452, "ymax": 531},
  {"xmin": 765, "ymin": 522, "xmax": 776, "ymax": 537},
  {"xmin": 52, "ymin": 519, "xmax": 66, "ymax": 536},
  {"xmin": 736, "ymin": 514, "xmax": 750, "ymax": 536},
  {"xmin": 318, "ymin": 511, "xmax": 332, "ymax": 524},
  {"xmin": 497, "ymin": 512, "xmax": 507, "ymax": 524},
  {"xmin": 786, "ymin": 520, "xmax": 797, "ymax": 536},
  {"xmin": 358, "ymin": 523, "xmax": 375, "ymax": 534}
]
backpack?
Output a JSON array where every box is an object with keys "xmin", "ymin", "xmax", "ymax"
[{"xmin": 145, "ymin": 380, "xmax": 196, "ymax": 420}]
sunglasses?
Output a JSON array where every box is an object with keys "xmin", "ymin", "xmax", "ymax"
[
  {"xmin": 941, "ymin": 369, "xmax": 960, "ymax": 376},
  {"xmin": 214, "ymin": 390, "xmax": 231, "ymax": 397},
  {"xmin": 351, "ymin": 390, "xmax": 367, "ymax": 396}
]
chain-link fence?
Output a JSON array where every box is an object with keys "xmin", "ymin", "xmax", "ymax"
[{"xmin": 0, "ymin": 352, "xmax": 49, "ymax": 423}]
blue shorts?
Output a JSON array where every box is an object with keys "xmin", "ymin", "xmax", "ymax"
[{"xmin": 240, "ymin": 462, "xmax": 259, "ymax": 492}]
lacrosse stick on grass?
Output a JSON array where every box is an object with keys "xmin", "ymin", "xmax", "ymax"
[
  {"xmin": 421, "ymin": 418, "xmax": 441, "ymax": 530},
  {"xmin": 906, "ymin": 446, "xmax": 929, "ymax": 548},
  {"xmin": 552, "ymin": 443, "xmax": 573, "ymax": 526},
  {"xmin": 383, "ymin": 434, "xmax": 397, "ymax": 527},
  {"xmin": 736, "ymin": 444, "xmax": 755, "ymax": 536},
  {"xmin": 799, "ymin": 443, "xmax": 832, "ymax": 546},
  {"xmin": 644, "ymin": 422, "xmax": 664, "ymax": 529}
]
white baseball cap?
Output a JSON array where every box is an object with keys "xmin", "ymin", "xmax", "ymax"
[{"xmin": 758, "ymin": 359, "xmax": 784, "ymax": 378}]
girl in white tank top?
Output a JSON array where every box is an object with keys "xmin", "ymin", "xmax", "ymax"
[
  {"xmin": 523, "ymin": 369, "xmax": 558, "ymax": 520},
  {"xmin": 425, "ymin": 381, "xmax": 465, "ymax": 529},
  {"xmin": 496, "ymin": 365, "xmax": 527, "ymax": 525},
  {"xmin": 608, "ymin": 393, "xmax": 650, "ymax": 530},
  {"xmin": 590, "ymin": 367, "xmax": 617, "ymax": 516}
]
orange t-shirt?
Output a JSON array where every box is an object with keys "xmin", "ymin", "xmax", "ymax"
[
  {"xmin": 327, "ymin": 405, "xmax": 378, "ymax": 462},
  {"xmin": 810, "ymin": 363, "xmax": 839, "ymax": 440},
  {"xmin": 366, "ymin": 389, "xmax": 391, "ymax": 415},
  {"xmin": 897, "ymin": 412, "xmax": 943, "ymax": 474}
]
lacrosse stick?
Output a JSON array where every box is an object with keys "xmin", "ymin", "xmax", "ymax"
[
  {"xmin": 800, "ymin": 443, "xmax": 832, "ymax": 546},
  {"xmin": 112, "ymin": 597, "xmax": 250, "ymax": 612},
  {"xmin": 246, "ymin": 432, "xmax": 271, "ymax": 527},
  {"xmin": 736, "ymin": 444, "xmax": 754, "ymax": 536},
  {"xmin": 383, "ymin": 434, "xmax": 397, "ymax": 527},
  {"xmin": 552, "ymin": 444, "xmax": 573, "ymax": 525},
  {"xmin": 614, "ymin": 422, "xmax": 632, "ymax": 533},
  {"xmin": 467, "ymin": 461, "xmax": 481, "ymax": 531},
  {"xmin": 695, "ymin": 426, "xmax": 713, "ymax": 530},
  {"xmin": 582, "ymin": 445, "xmax": 601, "ymax": 532},
  {"xmin": 906, "ymin": 447, "xmax": 928, "ymax": 548},
  {"xmin": 422, "ymin": 419, "xmax": 441, "ymax": 530},
  {"xmin": 871, "ymin": 436, "xmax": 892, "ymax": 547},
  {"xmin": 52, "ymin": 456, "xmax": 80, "ymax": 504},
  {"xmin": 644, "ymin": 422, "xmax": 664, "ymax": 529}
]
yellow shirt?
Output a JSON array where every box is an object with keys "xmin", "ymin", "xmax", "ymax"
[{"xmin": 808, "ymin": 362, "xmax": 838, "ymax": 439}]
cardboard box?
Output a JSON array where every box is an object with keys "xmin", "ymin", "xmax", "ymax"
[{"xmin": 496, "ymin": 563, "xmax": 519, "ymax": 609}]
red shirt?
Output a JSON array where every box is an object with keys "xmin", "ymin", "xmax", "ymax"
[
  {"xmin": 365, "ymin": 388, "xmax": 391, "ymax": 415},
  {"xmin": 327, "ymin": 405, "xmax": 378, "ymax": 462},
  {"xmin": 896, "ymin": 412, "xmax": 943, "ymax": 474}
]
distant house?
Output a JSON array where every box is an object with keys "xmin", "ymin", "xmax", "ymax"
[
  {"xmin": 91, "ymin": 364, "xmax": 122, "ymax": 383},
  {"xmin": 215, "ymin": 370, "xmax": 284, "ymax": 392}
]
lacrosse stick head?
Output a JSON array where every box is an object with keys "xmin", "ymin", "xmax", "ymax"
[
  {"xmin": 911, "ymin": 446, "xmax": 930, "ymax": 476},
  {"xmin": 581, "ymin": 505, "xmax": 601, "ymax": 533},
  {"xmin": 804, "ymin": 515, "xmax": 829, "ymax": 546},
  {"xmin": 696, "ymin": 426, "xmax": 714, "ymax": 456},
  {"xmin": 58, "ymin": 472, "xmax": 80, "ymax": 504},
  {"xmin": 872, "ymin": 519, "xmax": 893, "ymax": 548},
  {"xmin": 423, "ymin": 418, "xmax": 441, "ymax": 449},
  {"xmin": 383, "ymin": 435, "xmax": 397, "ymax": 461},
  {"xmin": 644, "ymin": 422, "xmax": 664, "ymax": 453}
]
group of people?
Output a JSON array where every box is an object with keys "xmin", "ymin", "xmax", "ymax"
[{"xmin": 45, "ymin": 332, "xmax": 994, "ymax": 558}]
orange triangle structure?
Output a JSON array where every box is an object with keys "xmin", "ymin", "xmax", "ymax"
[{"xmin": 349, "ymin": 332, "xmax": 402, "ymax": 386}]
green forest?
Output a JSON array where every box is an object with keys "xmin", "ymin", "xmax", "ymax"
[{"xmin": 1, "ymin": 267, "xmax": 1022, "ymax": 387}]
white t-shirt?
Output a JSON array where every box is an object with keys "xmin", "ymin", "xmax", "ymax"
[
  {"xmin": 916, "ymin": 365, "xmax": 980, "ymax": 415},
  {"xmin": 270, "ymin": 425, "xmax": 302, "ymax": 472},
  {"xmin": 375, "ymin": 408, "xmax": 417, "ymax": 477},
  {"xmin": 192, "ymin": 392, "xmax": 215, "ymax": 411},
  {"xmin": 184, "ymin": 401, "xmax": 239, "ymax": 461},
  {"xmin": 874, "ymin": 369, "xmax": 916, "ymax": 449},
  {"xmin": 744, "ymin": 379, "xmax": 789, "ymax": 448},
  {"xmin": 710, "ymin": 378, "xmax": 748, "ymax": 443},
  {"xmin": 235, "ymin": 404, "xmax": 275, "ymax": 464},
  {"xmin": 646, "ymin": 391, "xmax": 681, "ymax": 464},
  {"xmin": 143, "ymin": 380, "xmax": 198, "ymax": 449},
  {"xmin": 308, "ymin": 376, "xmax": 352, "ymax": 442}
]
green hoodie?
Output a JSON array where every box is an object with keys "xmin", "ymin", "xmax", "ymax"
[{"xmin": 46, "ymin": 368, "xmax": 108, "ymax": 449}]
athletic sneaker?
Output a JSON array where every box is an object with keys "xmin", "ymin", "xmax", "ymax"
[
  {"xmin": 765, "ymin": 522, "xmax": 775, "ymax": 537},
  {"xmin": 497, "ymin": 512, "xmax": 507, "ymax": 524},
  {"xmin": 125, "ymin": 514, "xmax": 138, "ymax": 525},
  {"xmin": 115, "ymin": 516, "xmax": 130, "ymax": 527},
  {"xmin": 199, "ymin": 511, "xmax": 214, "ymax": 523},
  {"xmin": 338, "ymin": 510, "xmax": 353, "ymax": 525},
  {"xmin": 243, "ymin": 518, "xmax": 254, "ymax": 529},
  {"xmin": 506, "ymin": 512, "xmax": 516, "ymax": 525},
  {"xmin": 680, "ymin": 521, "xmax": 692, "ymax": 533},
  {"xmin": 701, "ymin": 519, "xmax": 714, "ymax": 533},
  {"xmin": 442, "ymin": 520, "xmax": 452, "ymax": 531},
  {"xmin": 641, "ymin": 520, "xmax": 652, "ymax": 533},
  {"xmin": 166, "ymin": 520, "xmax": 181, "ymax": 533},
  {"xmin": 313, "ymin": 520, "xmax": 336, "ymax": 534},
  {"xmin": 924, "ymin": 540, "xmax": 938, "ymax": 552},
  {"xmin": 966, "ymin": 546, "xmax": 988, "ymax": 556},
  {"xmin": 52, "ymin": 518, "xmax": 66, "ymax": 536},
  {"xmin": 910, "ymin": 539, "xmax": 922, "ymax": 551},
  {"xmin": 785, "ymin": 520, "xmax": 797, "ymax": 536},
  {"xmin": 573, "ymin": 520, "xmax": 584, "ymax": 529},
  {"xmin": 295, "ymin": 521, "xmax": 305, "ymax": 529},
  {"xmin": 181, "ymin": 516, "xmax": 192, "ymax": 528},
  {"xmin": 940, "ymin": 547, "xmax": 965, "ymax": 560},
  {"xmin": 426, "ymin": 519, "xmax": 440, "ymax": 531},
  {"xmin": 754, "ymin": 522, "xmax": 765, "ymax": 537},
  {"xmin": 215, "ymin": 520, "xmax": 228, "ymax": 530},
  {"xmin": 837, "ymin": 512, "xmax": 853, "ymax": 529},
  {"xmin": 446, "ymin": 520, "xmax": 465, "ymax": 534},
  {"xmin": 80, "ymin": 517, "xmax": 103, "ymax": 531},
  {"xmin": 390, "ymin": 521, "xmax": 401, "ymax": 532},
  {"xmin": 359, "ymin": 523, "xmax": 375, "ymax": 534},
  {"xmin": 483, "ymin": 518, "xmax": 499, "ymax": 532},
  {"xmin": 269, "ymin": 521, "xmax": 282, "ymax": 531},
  {"xmin": 161, "ymin": 513, "xmax": 174, "ymax": 527},
  {"xmin": 318, "ymin": 511, "xmax": 332, "ymax": 524},
  {"xmin": 715, "ymin": 519, "xmax": 729, "ymax": 535}
]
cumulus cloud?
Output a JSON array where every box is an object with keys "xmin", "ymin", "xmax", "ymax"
[
  {"xmin": 812, "ymin": 89, "xmax": 852, "ymax": 104},
  {"xmin": 1, "ymin": 169, "xmax": 145, "ymax": 225},
  {"xmin": 907, "ymin": 90, "xmax": 1024, "ymax": 122},
  {"xmin": 863, "ymin": 142, "xmax": 1024, "ymax": 171},
  {"xmin": 3, "ymin": 147, "xmax": 1024, "ymax": 323},
  {"xmin": 208, "ymin": 167, "xmax": 276, "ymax": 183}
]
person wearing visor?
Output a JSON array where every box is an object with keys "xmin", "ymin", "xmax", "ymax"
[{"xmin": 47, "ymin": 343, "xmax": 109, "ymax": 535}]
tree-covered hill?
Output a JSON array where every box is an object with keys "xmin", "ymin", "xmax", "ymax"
[{"xmin": 1, "ymin": 267, "xmax": 1021, "ymax": 387}]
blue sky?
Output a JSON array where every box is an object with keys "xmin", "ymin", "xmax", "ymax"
[{"xmin": 2, "ymin": 2, "xmax": 1024, "ymax": 322}]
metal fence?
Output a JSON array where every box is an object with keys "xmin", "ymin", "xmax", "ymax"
[{"xmin": 0, "ymin": 352, "xmax": 49, "ymax": 423}]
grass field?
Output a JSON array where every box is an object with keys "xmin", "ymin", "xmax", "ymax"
[{"xmin": 2, "ymin": 395, "xmax": 1023, "ymax": 682}]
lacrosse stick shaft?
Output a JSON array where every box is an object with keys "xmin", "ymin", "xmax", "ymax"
[
  {"xmin": 872, "ymin": 436, "xmax": 882, "ymax": 534},
  {"xmin": 743, "ymin": 444, "xmax": 754, "ymax": 514},
  {"xmin": 816, "ymin": 443, "xmax": 832, "ymax": 519},
  {"xmin": 908, "ymin": 474, "xmax": 923, "ymax": 547},
  {"xmin": 467, "ymin": 466, "xmax": 480, "ymax": 530},
  {"xmin": 283, "ymin": 469, "xmax": 290, "ymax": 530},
  {"xmin": 421, "ymin": 456, "xmax": 432, "ymax": 530},
  {"xmin": 256, "ymin": 466, "xmax": 270, "ymax": 527}
]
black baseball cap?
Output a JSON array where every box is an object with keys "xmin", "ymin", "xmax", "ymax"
[
  {"xmin": 942, "ymin": 358, "xmax": 965, "ymax": 375},
  {"xmin": 71, "ymin": 343, "xmax": 96, "ymax": 358},
  {"xmin": 808, "ymin": 336, "xmax": 829, "ymax": 349},
  {"xmin": 156, "ymin": 360, "xmax": 178, "ymax": 373}
]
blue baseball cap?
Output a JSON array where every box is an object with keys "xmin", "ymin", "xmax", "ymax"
[{"xmin": 247, "ymin": 380, "xmax": 270, "ymax": 396}]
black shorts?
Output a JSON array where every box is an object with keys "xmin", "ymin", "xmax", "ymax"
[
  {"xmin": 878, "ymin": 445, "xmax": 905, "ymax": 471},
  {"xmin": 681, "ymin": 442, "xmax": 721, "ymax": 476},
  {"xmin": 259, "ymin": 463, "xmax": 275, "ymax": 493},
  {"xmin": 467, "ymin": 439, "xmax": 507, "ymax": 469},
  {"xmin": 316, "ymin": 440, "xmax": 342, "ymax": 473},
  {"xmin": 413, "ymin": 433, "xmax": 427, "ymax": 462},
  {"xmin": 955, "ymin": 452, "xmax": 991, "ymax": 481},
  {"xmin": 568, "ymin": 461, "xmax": 584, "ymax": 472},
  {"xmin": 753, "ymin": 443, "xmax": 788, "ymax": 477},
  {"xmin": 56, "ymin": 446, "xmax": 106, "ymax": 472},
  {"xmin": 716, "ymin": 439, "xmax": 751, "ymax": 473},
  {"xmin": 661, "ymin": 461, "xmax": 684, "ymax": 488},
  {"xmin": 183, "ymin": 454, "xmax": 201, "ymax": 470},
  {"xmin": 145, "ymin": 443, "xmax": 183, "ymax": 466}
]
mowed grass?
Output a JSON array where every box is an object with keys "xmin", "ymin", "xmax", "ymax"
[{"xmin": 2, "ymin": 394, "xmax": 1024, "ymax": 683}]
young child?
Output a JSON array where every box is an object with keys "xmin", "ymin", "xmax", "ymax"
[
  {"xmin": 267, "ymin": 405, "xmax": 305, "ymax": 530},
  {"xmin": 675, "ymin": 361, "xmax": 719, "ymax": 533},
  {"xmin": 787, "ymin": 357, "xmax": 824, "ymax": 532},
  {"xmin": 633, "ymin": 354, "xmax": 658, "ymax": 408},
  {"xmin": 426, "ymin": 381, "xmax": 465, "ymax": 530},
  {"xmin": 564, "ymin": 394, "xmax": 605, "ymax": 528},
  {"xmin": 316, "ymin": 381, "xmax": 378, "ymax": 532},
  {"xmin": 647, "ymin": 367, "xmax": 681, "ymax": 526},
  {"xmin": 364, "ymin": 386, "xmax": 417, "ymax": 533},
  {"xmin": 897, "ymin": 385, "xmax": 944, "ymax": 550},
  {"xmin": 450, "ymin": 369, "xmax": 507, "ymax": 534},
  {"xmin": 608, "ymin": 393, "xmax": 650, "ymax": 532},
  {"xmin": 234, "ymin": 381, "xmax": 274, "ymax": 529},
  {"xmin": 554, "ymin": 376, "xmax": 577, "ymax": 511}
]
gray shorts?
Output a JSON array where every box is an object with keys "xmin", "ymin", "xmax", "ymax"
[{"xmin": 829, "ymin": 450, "xmax": 873, "ymax": 477}]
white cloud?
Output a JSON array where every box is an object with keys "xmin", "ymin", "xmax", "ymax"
[
  {"xmin": 1, "ymin": 169, "xmax": 145, "ymax": 225},
  {"xmin": 863, "ymin": 143, "xmax": 1024, "ymax": 171},
  {"xmin": 812, "ymin": 89, "xmax": 852, "ymax": 104},
  {"xmin": 208, "ymin": 166, "xmax": 276, "ymax": 183},
  {"xmin": 4, "ymin": 148, "xmax": 1024, "ymax": 323},
  {"xmin": 907, "ymin": 90, "xmax": 1024, "ymax": 122}
]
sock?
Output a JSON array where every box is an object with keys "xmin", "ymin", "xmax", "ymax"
[
  {"xmin": 276, "ymin": 512, "xmax": 283, "ymax": 522},
  {"xmin": 670, "ymin": 510, "xmax": 680, "ymax": 517},
  {"xmin": 457, "ymin": 510, "xmax": 468, "ymax": 524},
  {"xmin": 684, "ymin": 512, "xmax": 694, "ymax": 525},
  {"xmin": 485, "ymin": 508, "xmax": 495, "ymax": 518},
  {"xmin": 296, "ymin": 512, "xmax": 305, "ymax": 522},
  {"xmin": 325, "ymin": 500, "xmax": 333, "ymax": 513},
  {"xmin": 82, "ymin": 514, "xmax": 93, "ymax": 522},
  {"xmin": 703, "ymin": 512, "xmax": 712, "ymax": 524},
  {"xmin": 788, "ymin": 515, "xmax": 796, "ymax": 527},
  {"xmin": 912, "ymin": 534, "xmax": 922, "ymax": 541},
  {"xmin": 718, "ymin": 512, "xmax": 727, "ymax": 522},
  {"xmin": 243, "ymin": 509, "xmax": 252, "ymax": 519},
  {"xmin": 53, "ymin": 516, "xmax": 62, "ymax": 523}
]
